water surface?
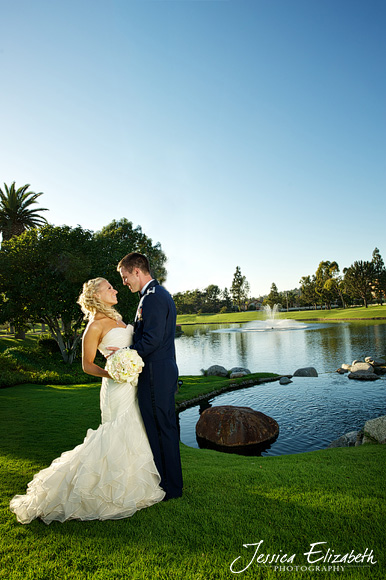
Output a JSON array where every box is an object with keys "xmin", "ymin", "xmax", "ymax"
[{"xmin": 176, "ymin": 321, "xmax": 386, "ymax": 456}]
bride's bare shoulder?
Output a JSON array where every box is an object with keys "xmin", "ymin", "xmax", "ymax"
[{"xmin": 83, "ymin": 319, "xmax": 105, "ymax": 339}]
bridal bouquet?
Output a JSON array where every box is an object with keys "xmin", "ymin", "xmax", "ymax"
[{"xmin": 106, "ymin": 348, "xmax": 144, "ymax": 385}]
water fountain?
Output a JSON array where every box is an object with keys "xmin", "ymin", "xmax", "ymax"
[{"xmin": 212, "ymin": 304, "xmax": 308, "ymax": 333}]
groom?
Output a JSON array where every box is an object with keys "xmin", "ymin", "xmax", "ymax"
[{"xmin": 117, "ymin": 252, "xmax": 183, "ymax": 500}]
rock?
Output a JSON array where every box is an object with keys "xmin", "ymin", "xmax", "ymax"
[
  {"xmin": 348, "ymin": 371, "xmax": 379, "ymax": 381},
  {"xmin": 341, "ymin": 364, "xmax": 351, "ymax": 371},
  {"xmin": 328, "ymin": 431, "xmax": 359, "ymax": 448},
  {"xmin": 336, "ymin": 368, "xmax": 346, "ymax": 374},
  {"xmin": 229, "ymin": 366, "xmax": 251, "ymax": 375},
  {"xmin": 375, "ymin": 359, "xmax": 386, "ymax": 366},
  {"xmin": 293, "ymin": 367, "xmax": 318, "ymax": 377},
  {"xmin": 350, "ymin": 362, "xmax": 374, "ymax": 374},
  {"xmin": 196, "ymin": 405, "xmax": 279, "ymax": 447},
  {"xmin": 206, "ymin": 365, "xmax": 228, "ymax": 377},
  {"xmin": 230, "ymin": 372, "xmax": 248, "ymax": 379},
  {"xmin": 355, "ymin": 431, "xmax": 364, "ymax": 446},
  {"xmin": 363, "ymin": 415, "xmax": 386, "ymax": 444},
  {"xmin": 279, "ymin": 377, "xmax": 292, "ymax": 385},
  {"xmin": 352, "ymin": 360, "xmax": 361, "ymax": 366}
]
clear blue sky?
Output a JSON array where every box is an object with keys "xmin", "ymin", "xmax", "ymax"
[{"xmin": 1, "ymin": 0, "xmax": 385, "ymax": 297}]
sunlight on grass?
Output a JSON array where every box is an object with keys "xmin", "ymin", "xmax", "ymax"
[
  {"xmin": 177, "ymin": 305, "xmax": 386, "ymax": 326},
  {"xmin": 1, "ymin": 384, "xmax": 385, "ymax": 579}
]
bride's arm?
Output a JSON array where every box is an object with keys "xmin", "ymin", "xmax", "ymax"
[{"xmin": 82, "ymin": 324, "xmax": 111, "ymax": 378}]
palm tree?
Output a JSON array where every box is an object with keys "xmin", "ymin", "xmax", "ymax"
[{"xmin": 0, "ymin": 182, "xmax": 48, "ymax": 241}]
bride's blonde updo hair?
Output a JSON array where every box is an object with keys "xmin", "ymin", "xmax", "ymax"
[{"xmin": 77, "ymin": 277, "xmax": 122, "ymax": 322}]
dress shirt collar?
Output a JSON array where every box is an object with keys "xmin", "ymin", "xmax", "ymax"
[{"xmin": 140, "ymin": 279, "xmax": 154, "ymax": 296}]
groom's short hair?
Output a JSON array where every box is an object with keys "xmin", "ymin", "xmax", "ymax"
[{"xmin": 118, "ymin": 252, "xmax": 151, "ymax": 274}]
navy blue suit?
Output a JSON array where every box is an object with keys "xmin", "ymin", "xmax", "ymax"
[{"xmin": 131, "ymin": 279, "xmax": 183, "ymax": 499}]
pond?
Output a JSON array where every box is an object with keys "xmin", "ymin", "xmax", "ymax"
[{"xmin": 175, "ymin": 321, "xmax": 386, "ymax": 456}]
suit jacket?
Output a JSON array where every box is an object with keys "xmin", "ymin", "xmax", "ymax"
[
  {"xmin": 131, "ymin": 279, "xmax": 183, "ymax": 499},
  {"xmin": 131, "ymin": 279, "xmax": 177, "ymax": 364}
]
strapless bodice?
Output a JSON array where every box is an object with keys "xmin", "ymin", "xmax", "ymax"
[{"xmin": 98, "ymin": 325, "xmax": 134, "ymax": 357}]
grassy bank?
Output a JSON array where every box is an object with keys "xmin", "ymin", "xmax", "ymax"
[
  {"xmin": 175, "ymin": 373, "xmax": 279, "ymax": 409},
  {"xmin": 1, "ymin": 382, "xmax": 385, "ymax": 579},
  {"xmin": 177, "ymin": 304, "xmax": 386, "ymax": 325}
]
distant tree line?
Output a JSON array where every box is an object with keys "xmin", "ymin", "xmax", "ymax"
[
  {"xmin": 173, "ymin": 249, "xmax": 386, "ymax": 315},
  {"xmin": 173, "ymin": 266, "xmax": 251, "ymax": 314},
  {"xmin": 298, "ymin": 248, "xmax": 386, "ymax": 309}
]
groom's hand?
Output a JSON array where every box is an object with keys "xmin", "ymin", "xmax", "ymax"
[{"xmin": 105, "ymin": 346, "xmax": 120, "ymax": 358}]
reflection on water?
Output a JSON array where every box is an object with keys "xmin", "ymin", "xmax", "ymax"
[
  {"xmin": 176, "ymin": 321, "xmax": 386, "ymax": 456},
  {"xmin": 176, "ymin": 322, "xmax": 386, "ymax": 375},
  {"xmin": 212, "ymin": 318, "xmax": 308, "ymax": 332}
]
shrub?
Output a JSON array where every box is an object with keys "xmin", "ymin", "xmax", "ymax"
[
  {"xmin": 2, "ymin": 346, "xmax": 39, "ymax": 370},
  {"xmin": 37, "ymin": 335, "xmax": 61, "ymax": 354},
  {"xmin": 0, "ymin": 343, "xmax": 105, "ymax": 387},
  {"xmin": 0, "ymin": 369, "xmax": 29, "ymax": 388},
  {"xmin": 0, "ymin": 352, "xmax": 20, "ymax": 372}
]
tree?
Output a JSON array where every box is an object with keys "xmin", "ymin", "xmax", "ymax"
[
  {"xmin": 372, "ymin": 247, "xmax": 386, "ymax": 305},
  {"xmin": 343, "ymin": 260, "xmax": 376, "ymax": 308},
  {"xmin": 314, "ymin": 261, "xmax": 340, "ymax": 309},
  {"xmin": 285, "ymin": 289, "xmax": 300, "ymax": 309},
  {"xmin": 0, "ymin": 225, "xmax": 97, "ymax": 361},
  {"xmin": 265, "ymin": 282, "xmax": 281, "ymax": 308},
  {"xmin": 94, "ymin": 219, "xmax": 167, "ymax": 283},
  {"xmin": 0, "ymin": 182, "xmax": 48, "ymax": 242},
  {"xmin": 202, "ymin": 285, "xmax": 221, "ymax": 313},
  {"xmin": 0, "ymin": 220, "xmax": 167, "ymax": 362},
  {"xmin": 299, "ymin": 275, "xmax": 318, "ymax": 308},
  {"xmin": 221, "ymin": 287, "xmax": 232, "ymax": 311},
  {"xmin": 230, "ymin": 266, "xmax": 250, "ymax": 311}
]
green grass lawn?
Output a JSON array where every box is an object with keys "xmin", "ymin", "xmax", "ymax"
[
  {"xmin": 280, "ymin": 304, "xmax": 386, "ymax": 321},
  {"xmin": 177, "ymin": 305, "xmax": 386, "ymax": 325},
  {"xmin": 1, "ymin": 382, "xmax": 385, "ymax": 579}
]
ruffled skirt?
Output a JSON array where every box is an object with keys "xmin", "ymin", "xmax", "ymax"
[{"xmin": 10, "ymin": 379, "xmax": 165, "ymax": 524}]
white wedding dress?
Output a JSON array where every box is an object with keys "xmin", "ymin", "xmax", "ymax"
[{"xmin": 10, "ymin": 325, "xmax": 165, "ymax": 525}]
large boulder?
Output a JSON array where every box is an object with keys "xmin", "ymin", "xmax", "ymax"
[
  {"xmin": 293, "ymin": 367, "xmax": 318, "ymax": 377},
  {"xmin": 206, "ymin": 365, "xmax": 228, "ymax": 377},
  {"xmin": 363, "ymin": 415, "xmax": 386, "ymax": 444},
  {"xmin": 196, "ymin": 405, "xmax": 279, "ymax": 447}
]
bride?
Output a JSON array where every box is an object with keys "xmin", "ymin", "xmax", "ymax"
[{"xmin": 10, "ymin": 277, "xmax": 165, "ymax": 524}]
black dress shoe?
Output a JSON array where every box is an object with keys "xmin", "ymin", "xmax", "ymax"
[{"xmin": 162, "ymin": 492, "xmax": 183, "ymax": 501}]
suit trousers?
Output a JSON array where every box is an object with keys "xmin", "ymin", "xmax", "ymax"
[{"xmin": 137, "ymin": 358, "xmax": 183, "ymax": 499}]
